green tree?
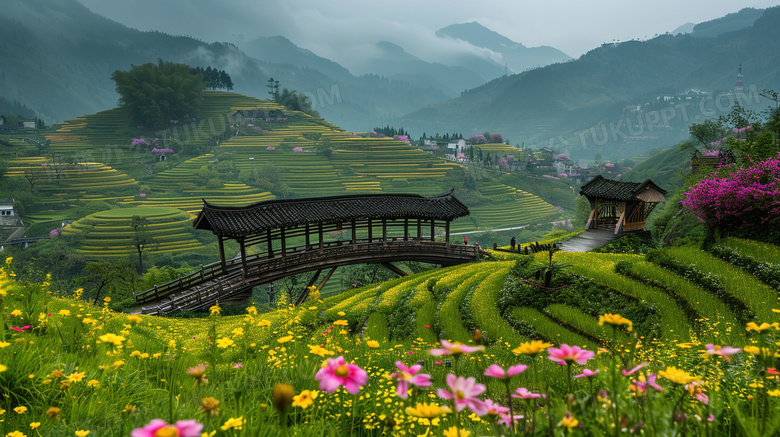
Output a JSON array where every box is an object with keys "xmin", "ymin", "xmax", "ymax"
[
  {"xmin": 689, "ymin": 119, "xmax": 726, "ymax": 146},
  {"xmin": 111, "ymin": 59, "xmax": 205, "ymax": 130},
  {"xmin": 130, "ymin": 215, "xmax": 150, "ymax": 273}
]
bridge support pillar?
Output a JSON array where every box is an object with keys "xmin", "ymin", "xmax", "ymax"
[
  {"xmin": 430, "ymin": 220, "xmax": 435, "ymax": 241},
  {"xmin": 239, "ymin": 239, "xmax": 247, "ymax": 281},
  {"xmin": 218, "ymin": 235, "xmax": 226, "ymax": 271},
  {"xmin": 445, "ymin": 220, "xmax": 450, "ymax": 243},
  {"xmin": 367, "ymin": 219, "xmax": 373, "ymax": 242}
]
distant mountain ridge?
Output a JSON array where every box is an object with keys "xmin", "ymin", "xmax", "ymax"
[
  {"xmin": 397, "ymin": 7, "xmax": 780, "ymax": 160},
  {"xmin": 436, "ymin": 22, "xmax": 572, "ymax": 72},
  {"xmin": 0, "ymin": 0, "xmax": 451, "ymax": 129}
]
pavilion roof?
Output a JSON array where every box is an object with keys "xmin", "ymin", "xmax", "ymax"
[
  {"xmin": 579, "ymin": 176, "xmax": 667, "ymax": 203},
  {"xmin": 193, "ymin": 191, "xmax": 469, "ymax": 238}
]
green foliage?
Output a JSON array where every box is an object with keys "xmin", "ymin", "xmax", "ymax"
[
  {"xmin": 111, "ymin": 59, "xmax": 205, "ymax": 129},
  {"xmin": 591, "ymin": 233, "xmax": 656, "ymax": 254}
]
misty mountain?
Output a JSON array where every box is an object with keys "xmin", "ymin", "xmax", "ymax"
[
  {"xmin": 239, "ymin": 36, "xmax": 352, "ymax": 82},
  {"xmin": 0, "ymin": 0, "xmax": 449, "ymax": 129},
  {"xmin": 436, "ymin": 22, "xmax": 572, "ymax": 73},
  {"xmin": 349, "ymin": 41, "xmax": 489, "ymax": 96},
  {"xmin": 397, "ymin": 7, "xmax": 780, "ymax": 160},
  {"xmin": 671, "ymin": 23, "xmax": 695, "ymax": 35},
  {"xmin": 690, "ymin": 7, "xmax": 764, "ymax": 38}
]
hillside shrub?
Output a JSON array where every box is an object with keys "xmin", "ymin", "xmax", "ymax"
[{"xmin": 681, "ymin": 153, "xmax": 780, "ymax": 237}]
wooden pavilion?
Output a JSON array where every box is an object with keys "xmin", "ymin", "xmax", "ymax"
[
  {"xmin": 579, "ymin": 176, "xmax": 666, "ymax": 234},
  {"xmin": 193, "ymin": 191, "xmax": 470, "ymax": 276}
]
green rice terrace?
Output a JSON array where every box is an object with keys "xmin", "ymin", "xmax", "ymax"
[
  {"xmin": 1, "ymin": 91, "xmax": 563, "ymax": 241},
  {"xmin": 60, "ymin": 207, "xmax": 204, "ymax": 258}
]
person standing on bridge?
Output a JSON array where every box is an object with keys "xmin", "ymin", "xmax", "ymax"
[
  {"xmin": 511, "ymin": 236, "xmax": 516, "ymax": 250},
  {"xmin": 464, "ymin": 236, "xmax": 468, "ymax": 245}
]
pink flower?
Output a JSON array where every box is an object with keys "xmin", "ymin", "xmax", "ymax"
[
  {"xmin": 482, "ymin": 399, "xmax": 510, "ymax": 416},
  {"xmin": 233, "ymin": 363, "xmax": 243, "ymax": 369},
  {"xmin": 131, "ymin": 419, "xmax": 202, "ymax": 437},
  {"xmin": 704, "ymin": 344, "xmax": 742, "ymax": 361},
  {"xmin": 574, "ymin": 368, "xmax": 600, "ymax": 378},
  {"xmin": 429, "ymin": 339, "xmax": 484, "ymax": 357},
  {"xmin": 511, "ymin": 387, "xmax": 545, "ymax": 399},
  {"xmin": 499, "ymin": 412, "xmax": 524, "ymax": 428},
  {"xmin": 314, "ymin": 356, "xmax": 368, "ymax": 394},
  {"xmin": 391, "ymin": 362, "xmax": 432, "ymax": 399},
  {"xmin": 622, "ymin": 362, "xmax": 649, "ymax": 376},
  {"xmin": 484, "ymin": 364, "xmax": 527, "ymax": 380},
  {"xmin": 634, "ymin": 373, "xmax": 665, "ymax": 394},
  {"xmin": 437, "ymin": 373, "xmax": 487, "ymax": 415},
  {"xmin": 547, "ymin": 344, "xmax": 595, "ymax": 365},
  {"xmin": 11, "ymin": 325, "xmax": 31, "ymax": 332}
]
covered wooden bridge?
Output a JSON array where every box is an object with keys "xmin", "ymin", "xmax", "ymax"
[
  {"xmin": 580, "ymin": 176, "xmax": 666, "ymax": 234},
  {"xmin": 133, "ymin": 191, "xmax": 479, "ymax": 315}
]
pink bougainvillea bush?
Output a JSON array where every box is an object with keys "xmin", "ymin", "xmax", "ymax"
[{"xmin": 681, "ymin": 153, "xmax": 780, "ymax": 229}]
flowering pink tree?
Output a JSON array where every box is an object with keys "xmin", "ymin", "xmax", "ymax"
[
  {"xmin": 681, "ymin": 153, "xmax": 780, "ymax": 230},
  {"xmin": 469, "ymin": 135, "xmax": 487, "ymax": 144}
]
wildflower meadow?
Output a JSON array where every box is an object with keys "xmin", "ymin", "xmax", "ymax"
[{"xmin": 1, "ymin": 250, "xmax": 780, "ymax": 436}]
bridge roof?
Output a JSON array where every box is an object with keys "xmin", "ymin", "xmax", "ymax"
[{"xmin": 193, "ymin": 191, "xmax": 470, "ymax": 238}]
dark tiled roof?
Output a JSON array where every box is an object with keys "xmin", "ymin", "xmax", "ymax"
[
  {"xmin": 579, "ymin": 176, "xmax": 667, "ymax": 202},
  {"xmin": 194, "ymin": 191, "xmax": 470, "ymax": 238}
]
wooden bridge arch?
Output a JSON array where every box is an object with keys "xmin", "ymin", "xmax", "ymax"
[{"xmin": 133, "ymin": 191, "xmax": 479, "ymax": 315}]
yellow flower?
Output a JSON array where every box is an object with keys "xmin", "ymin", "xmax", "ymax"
[
  {"xmin": 127, "ymin": 315, "xmax": 142, "ymax": 324},
  {"xmin": 58, "ymin": 310, "xmax": 71, "ymax": 316},
  {"xmin": 277, "ymin": 335, "xmax": 293, "ymax": 344},
  {"xmin": 768, "ymin": 389, "xmax": 780, "ymax": 397},
  {"xmin": 75, "ymin": 431, "xmax": 90, "ymax": 437},
  {"xmin": 366, "ymin": 340, "xmax": 380, "ymax": 348},
  {"xmin": 246, "ymin": 306, "xmax": 258, "ymax": 315},
  {"xmin": 220, "ymin": 416, "xmax": 244, "ymax": 431},
  {"xmin": 103, "ymin": 297, "xmax": 111, "ymax": 303},
  {"xmin": 10, "ymin": 309, "xmax": 22, "ymax": 317},
  {"xmin": 216, "ymin": 338, "xmax": 234, "ymax": 349},
  {"xmin": 273, "ymin": 383, "xmax": 295, "ymax": 412},
  {"xmin": 658, "ymin": 366, "xmax": 697, "ymax": 385},
  {"xmin": 29, "ymin": 422, "xmax": 40, "ymax": 429},
  {"xmin": 405, "ymin": 402, "xmax": 450, "ymax": 418},
  {"xmin": 333, "ymin": 319, "xmax": 349, "ymax": 326},
  {"xmin": 746, "ymin": 322, "xmax": 779, "ymax": 333},
  {"xmin": 112, "ymin": 360, "xmax": 125, "ymax": 369},
  {"xmin": 67, "ymin": 372, "xmax": 86, "ymax": 383},
  {"xmin": 258, "ymin": 319, "xmax": 271, "ymax": 327},
  {"xmin": 598, "ymin": 313, "xmax": 632, "ymax": 331},
  {"xmin": 292, "ymin": 390, "xmax": 318, "ymax": 409},
  {"xmin": 512, "ymin": 340, "xmax": 553, "ymax": 356},
  {"xmin": 46, "ymin": 407, "xmax": 61, "ymax": 419},
  {"xmin": 98, "ymin": 333, "xmax": 125, "ymax": 347},
  {"xmin": 0, "ymin": 364, "xmax": 6, "ymax": 373},
  {"xmin": 337, "ymin": 311, "xmax": 346, "ymax": 317},
  {"xmin": 6, "ymin": 431, "xmax": 27, "ymax": 437},
  {"xmin": 201, "ymin": 397, "xmax": 220, "ymax": 415},
  {"xmin": 14, "ymin": 406, "xmax": 28, "ymax": 414},
  {"xmin": 308, "ymin": 344, "xmax": 334, "ymax": 357},
  {"xmin": 0, "ymin": 341, "xmax": 10, "ymax": 348},
  {"xmin": 86, "ymin": 380, "xmax": 100, "ymax": 388},
  {"xmin": 209, "ymin": 303, "xmax": 221, "ymax": 316},
  {"xmin": 231, "ymin": 327, "xmax": 244, "ymax": 336},
  {"xmin": 443, "ymin": 426, "xmax": 471, "ymax": 437},
  {"xmin": 559, "ymin": 412, "xmax": 579, "ymax": 429}
]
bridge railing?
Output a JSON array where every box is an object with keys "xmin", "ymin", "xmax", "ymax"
[{"xmin": 135, "ymin": 239, "xmax": 477, "ymax": 306}]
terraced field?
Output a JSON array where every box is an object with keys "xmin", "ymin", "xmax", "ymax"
[
  {"xmin": 452, "ymin": 182, "xmax": 558, "ymax": 232},
  {"xmin": 296, "ymin": 238, "xmax": 780, "ymax": 350},
  {"xmin": 60, "ymin": 207, "xmax": 205, "ymax": 258}
]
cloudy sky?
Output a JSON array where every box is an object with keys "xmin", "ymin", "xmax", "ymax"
[{"xmin": 77, "ymin": 0, "xmax": 779, "ymax": 70}]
